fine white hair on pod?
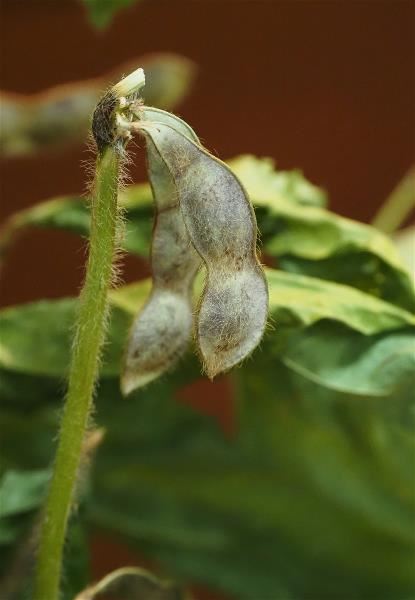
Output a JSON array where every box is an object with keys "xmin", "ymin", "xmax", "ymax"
[
  {"xmin": 136, "ymin": 120, "xmax": 269, "ymax": 379},
  {"xmin": 121, "ymin": 110, "xmax": 202, "ymax": 395}
]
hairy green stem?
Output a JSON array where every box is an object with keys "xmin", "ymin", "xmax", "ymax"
[{"xmin": 34, "ymin": 147, "xmax": 120, "ymax": 600}]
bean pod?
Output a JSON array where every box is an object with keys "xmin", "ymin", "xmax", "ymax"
[
  {"xmin": 137, "ymin": 120, "xmax": 268, "ymax": 378},
  {"xmin": 121, "ymin": 109, "xmax": 201, "ymax": 394}
]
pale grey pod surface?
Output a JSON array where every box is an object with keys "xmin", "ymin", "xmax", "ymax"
[
  {"xmin": 122, "ymin": 291, "xmax": 193, "ymax": 394},
  {"xmin": 141, "ymin": 107, "xmax": 198, "ymax": 141},
  {"xmin": 138, "ymin": 122, "xmax": 256, "ymax": 262},
  {"xmin": 197, "ymin": 269, "xmax": 268, "ymax": 378},
  {"xmin": 138, "ymin": 121, "xmax": 269, "ymax": 378},
  {"xmin": 121, "ymin": 112, "xmax": 202, "ymax": 395}
]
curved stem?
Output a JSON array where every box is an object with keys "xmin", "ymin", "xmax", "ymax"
[
  {"xmin": 372, "ymin": 166, "xmax": 415, "ymax": 234},
  {"xmin": 34, "ymin": 147, "xmax": 120, "ymax": 600}
]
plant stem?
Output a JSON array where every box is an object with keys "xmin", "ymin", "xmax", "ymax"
[
  {"xmin": 371, "ymin": 167, "xmax": 415, "ymax": 234},
  {"xmin": 34, "ymin": 147, "xmax": 120, "ymax": 600}
]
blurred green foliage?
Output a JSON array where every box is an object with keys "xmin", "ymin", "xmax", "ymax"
[
  {"xmin": 0, "ymin": 157, "xmax": 414, "ymax": 599},
  {"xmin": 82, "ymin": 0, "xmax": 141, "ymax": 29}
]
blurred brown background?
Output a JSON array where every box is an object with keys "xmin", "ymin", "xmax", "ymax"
[
  {"xmin": 1, "ymin": 0, "xmax": 414, "ymax": 309},
  {"xmin": 0, "ymin": 2, "xmax": 414, "ymax": 596}
]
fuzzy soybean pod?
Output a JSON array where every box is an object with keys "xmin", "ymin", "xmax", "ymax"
[
  {"xmin": 137, "ymin": 120, "xmax": 269, "ymax": 378},
  {"xmin": 121, "ymin": 109, "xmax": 202, "ymax": 394}
]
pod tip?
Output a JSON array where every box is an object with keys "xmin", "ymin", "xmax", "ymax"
[{"xmin": 120, "ymin": 369, "xmax": 160, "ymax": 397}]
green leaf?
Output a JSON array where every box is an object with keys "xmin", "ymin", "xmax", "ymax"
[
  {"xmin": 1, "ymin": 270, "xmax": 414, "ymax": 598},
  {"xmin": 265, "ymin": 269, "xmax": 415, "ymax": 335},
  {"xmin": 0, "ymin": 185, "xmax": 153, "ymax": 263},
  {"xmin": 206, "ymin": 156, "xmax": 413, "ymax": 311},
  {"xmin": 82, "ymin": 0, "xmax": 141, "ymax": 29},
  {"xmin": 0, "ymin": 280, "xmax": 151, "ymax": 378},
  {"xmin": 283, "ymin": 322, "xmax": 415, "ymax": 397},
  {"xmin": 230, "ymin": 154, "xmax": 328, "ymax": 207},
  {"xmin": 2, "ymin": 155, "xmax": 413, "ymax": 310},
  {"xmin": 1, "ymin": 270, "xmax": 413, "ymax": 381},
  {"xmin": 88, "ymin": 385, "xmax": 415, "ymax": 600},
  {"xmin": 256, "ymin": 195, "xmax": 415, "ymax": 311},
  {"xmin": 1, "ymin": 346, "xmax": 414, "ymax": 596},
  {"xmin": 0, "ymin": 469, "xmax": 49, "ymax": 518}
]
